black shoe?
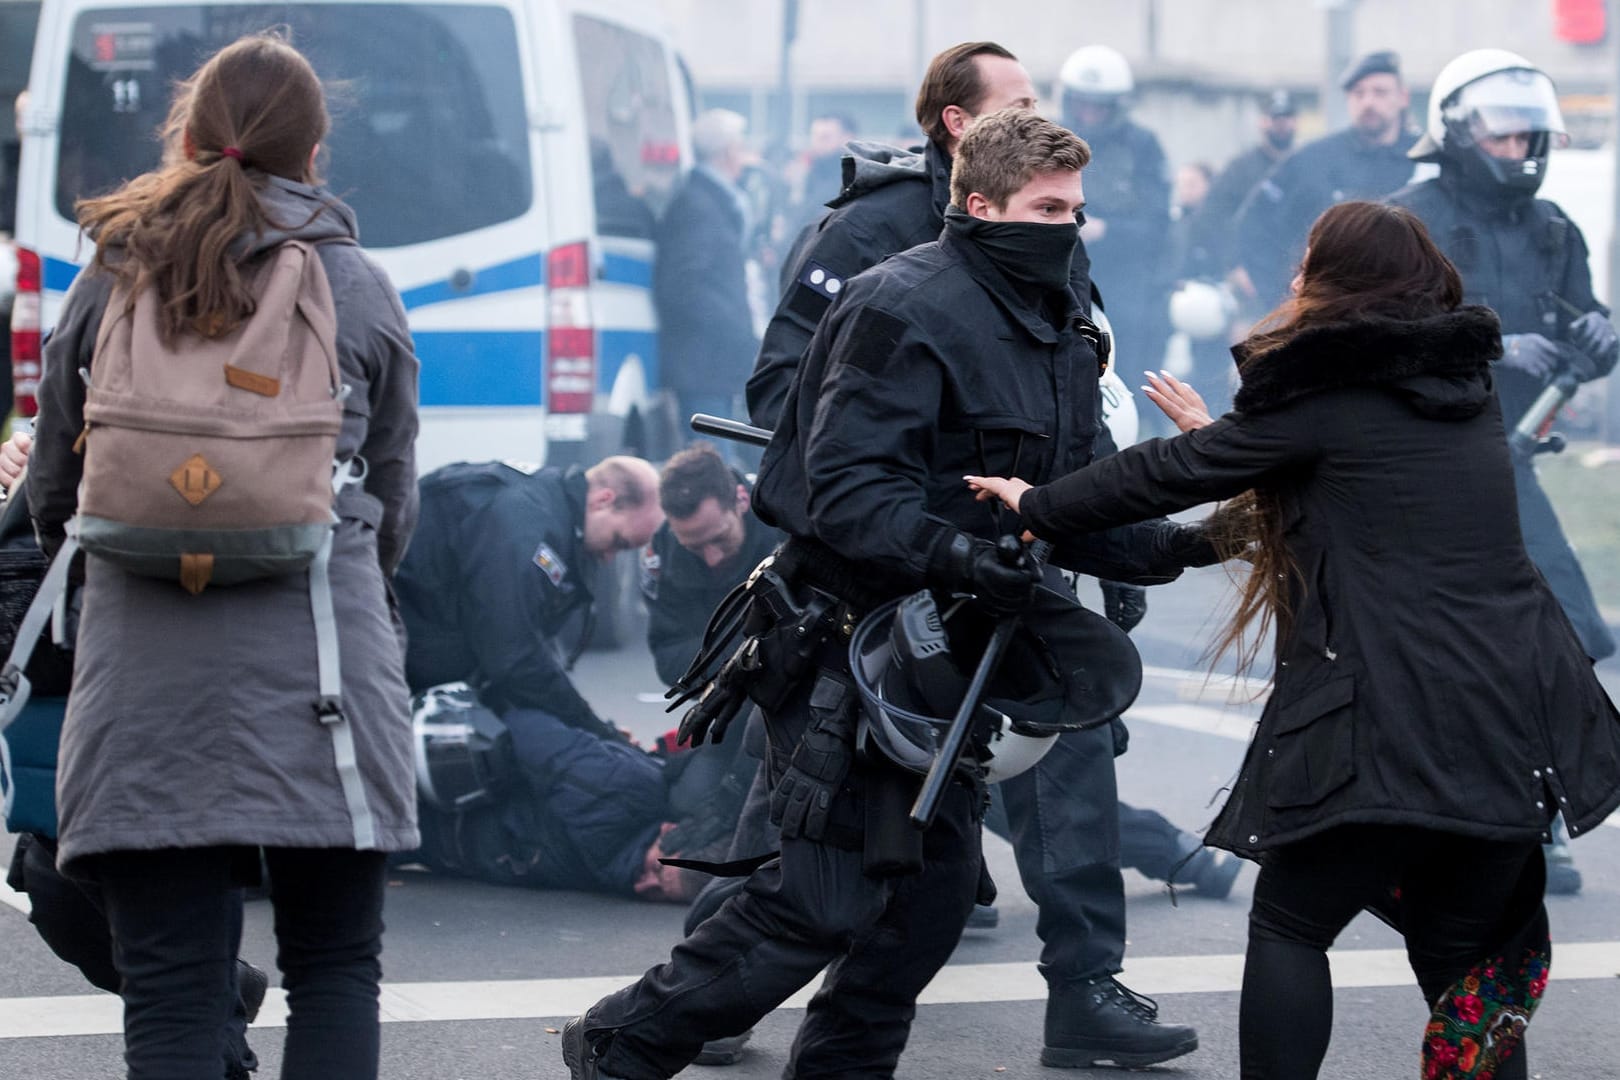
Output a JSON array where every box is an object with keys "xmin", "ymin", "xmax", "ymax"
[
  {"xmin": 562, "ymin": 1017, "xmax": 603, "ymax": 1080},
  {"xmin": 236, "ymin": 961, "xmax": 269, "ymax": 1024},
  {"xmin": 693, "ymin": 1030, "xmax": 751, "ymax": 1066},
  {"xmin": 1545, "ymin": 859, "xmax": 1583, "ymax": 896},
  {"xmin": 1042, "ymin": 976, "xmax": 1198, "ymax": 1069},
  {"xmin": 964, "ymin": 903, "xmax": 1000, "ymax": 931}
]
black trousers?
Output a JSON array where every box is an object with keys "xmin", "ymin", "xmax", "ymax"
[
  {"xmin": 87, "ymin": 846, "xmax": 387, "ymax": 1080},
  {"xmin": 1239, "ymin": 825, "xmax": 1542, "ymax": 1079},
  {"xmin": 9, "ymin": 835, "xmax": 257, "ymax": 1078}
]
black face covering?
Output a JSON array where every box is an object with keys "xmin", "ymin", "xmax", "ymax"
[{"xmin": 944, "ymin": 206, "xmax": 1078, "ymax": 294}]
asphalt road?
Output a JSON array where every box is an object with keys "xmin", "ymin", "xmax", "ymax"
[{"xmin": 3, "ymin": 565, "xmax": 1617, "ymax": 1078}]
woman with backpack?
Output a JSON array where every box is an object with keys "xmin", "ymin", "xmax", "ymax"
[
  {"xmin": 966, "ymin": 200, "xmax": 1620, "ymax": 1079},
  {"xmin": 27, "ymin": 33, "xmax": 419, "ymax": 1080}
]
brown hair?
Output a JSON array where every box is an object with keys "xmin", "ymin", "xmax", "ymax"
[
  {"xmin": 659, "ymin": 443, "xmax": 739, "ymax": 519},
  {"xmin": 915, "ymin": 41, "xmax": 1017, "ymax": 147},
  {"xmin": 76, "ymin": 32, "xmax": 330, "ymax": 343},
  {"xmin": 1212, "ymin": 201, "xmax": 1463, "ymax": 675},
  {"xmin": 950, "ymin": 107, "xmax": 1090, "ymax": 210}
]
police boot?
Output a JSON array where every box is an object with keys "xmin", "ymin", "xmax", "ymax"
[
  {"xmin": 1041, "ymin": 976, "xmax": 1198, "ymax": 1069},
  {"xmin": 1544, "ymin": 815, "xmax": 1581, "ymax": 896},
  {"xmin": 561, "ymin": 1017, "xmax": 632, "ymax": 1080}
]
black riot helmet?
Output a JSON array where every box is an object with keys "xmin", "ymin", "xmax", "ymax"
[
  {"xmin": 412, "ymin": 683, "xmax": 513, "ymax": 811},
  {"xmin": 1411, "ymin": 49, "xmax": 1569, "ymax": 197}
]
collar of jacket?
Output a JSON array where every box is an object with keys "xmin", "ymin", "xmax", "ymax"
[
  {"xmin": 1231, "ymin": 306, "xmax": 1503, "ymax": 414},
  {"xmin": 937, "ymin": 225, "xmax": 1085, "ymax": 345},
  {"xmin": 559, "ymin": 465, "xmax": 589, "ymax": 545},
  {"xmin": 925, "ymin": 140, "xmax": 953, "ymax": 222}
]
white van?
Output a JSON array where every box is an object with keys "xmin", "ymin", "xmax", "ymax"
[{"xmin": 11, "ymin": 0, "xmax": 691, "ymax": 471}]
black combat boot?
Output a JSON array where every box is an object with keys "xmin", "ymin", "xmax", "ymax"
[
  {"xmin": 1041, "ymin": 976, "xmax": 1198, "ymax": 1068},
  {"xmin": 561, "ymin": 1017, "xmax": 631, "ymax": 1080}
]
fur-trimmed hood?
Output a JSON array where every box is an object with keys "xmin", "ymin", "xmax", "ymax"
[{"xmin": 1232, "ymin": 306, "xmax": 1503, "ymax": 418}]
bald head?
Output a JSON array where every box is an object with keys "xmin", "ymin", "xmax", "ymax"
[{"xmin": 583, "ymin": 456, "xmax": 664, "ymax": 557}]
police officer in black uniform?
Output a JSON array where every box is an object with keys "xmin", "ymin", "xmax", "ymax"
[
  {"xmin": 1389, "ymin": 49, "xmax": 1619, "ymax": 896},
  {"xmin": 564, "ymin": 107, "xmax": 1216, "ymax": 1080},
  {"xmin": 1238, "ymin": 50, "xmax": 1420, "ymax": 308},
  {"xmin": 1201, "ymin": 90, "xmax": 1298, "ymax": 294},
  {"xmin": 743, "ymin": 41, "xmax": 1199, "ymax": 1069}
]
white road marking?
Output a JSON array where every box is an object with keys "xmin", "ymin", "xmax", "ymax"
[
  {"xmin": 1141, "ymin": 663, "xmax": 1270, "ymax": 706},
  {"xmin": 0, "ymin": 877, "xmax": 29, "ymax": 915},
  {"xmin": 3, "ymin": 942, "xmax": 1616, "ymax": 1039},
  {"xmin": 1127, "ymin": 702, "xmax": 1256, "ymax": 743}
]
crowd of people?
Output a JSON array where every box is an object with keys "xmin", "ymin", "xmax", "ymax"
[{"xmin": 0, "ymin": 24, "xmax": 1616, "ymax": 1080}]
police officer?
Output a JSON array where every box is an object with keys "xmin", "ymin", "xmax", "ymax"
[
  {"xmin": 392, "ymin": 455, "xmax": 664, "ymax": 735},
  {"xmin": 1238, "ymin": 50, "xmax": 1420, "ymax": 308},
  {"xmin": 746, "ymin": 40, "xmax": 1087, "ymax": 428},
  {"xmin": 1389, "ymin": 49, "xmax": 1619, "ymax": 896},
  {"xmin": 1057, "ymin": 45, "xmax": 1172, "ymax": 390},
  {"xmin": 564, "ymin": 107, "xmax": 1215, "ymax": 1080},
  {"xmin": 743, "ymin": 41, "xmax": 1198, "ymax": 1070},
  {"xmin": 1201, "ymin": 90, "xmax": 1298, "ymax": 297},
  {"xmin": 641, "ymin": 443, "xmax": 782, "ymax": 686}
]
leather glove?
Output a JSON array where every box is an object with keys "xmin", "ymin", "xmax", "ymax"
[
  {"xmin": 1565, "ymin": 311, "xmax": 1619, "ymax": 381},
  {"xmin": 1100, "ymin": 581, "xmax": 1148, "ymax": 633},
  {"xmin": 769, "ymin": 674, "xmax": 856, "ymax": 841},
  {"xmin": 1500, "ymin": 334, "xmax": 1575, "ymax": 382},
  {"xmin": 927, "ymin": 532, "xmax": 1042, "ymax": 618}
]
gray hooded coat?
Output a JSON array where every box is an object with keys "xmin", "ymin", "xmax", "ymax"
[{"xmin": 28, "ymin": 177, "xmax": 421, "ymax": 870}]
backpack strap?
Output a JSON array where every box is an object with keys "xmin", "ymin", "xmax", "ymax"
[
  {"xmin": 0, "ymin": 525, "xmax": 79, "ymax": 821},
  {"xmin": 311, "ymin": 458, "xmax": 377, "ymax": 849}
]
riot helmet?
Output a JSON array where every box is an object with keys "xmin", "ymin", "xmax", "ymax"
[
  {"xmin": 412, "ymin": 683, "xmax": 513, "ymax": 811},
  {"xmin": 849, "ymin": 591, "xmax": 1058, "ymax": 784},
  {"xmin": 1094, "ymin": 306, "xmax": 1140, "ymax": 447},
  {"xmin": 1411, "ymin": 49, "xmax": 1568, "ymax": 196},
  {"xmin": 1058, "ymin": 45, "xmax": 1133, "ymax": 129}
]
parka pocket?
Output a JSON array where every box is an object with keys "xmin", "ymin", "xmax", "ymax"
[{"xmin": 1265, "ymin": 673, "xmax": 1356, "ymax": 809}]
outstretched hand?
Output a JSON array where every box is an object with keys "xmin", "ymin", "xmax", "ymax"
[
  {"xmin": 1143, "ymin": 371, "xmax": 1214, "ymax": 433},
  {"xmin": 965, "ymin": 474, "xmax": 1032, "ymax": 514}
]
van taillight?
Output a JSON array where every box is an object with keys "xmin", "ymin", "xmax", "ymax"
[
  {"xmin": 11, "ymin": 247, "xmax": 42, "ymax": 417},
  {"xmin": 546, "ymin": 241, "xmax": 594, "ymax": 417}
]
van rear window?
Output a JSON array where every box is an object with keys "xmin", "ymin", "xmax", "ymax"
[{"xmin": 55, "ymin": 4, "xmax": 532, "ymax": 247}]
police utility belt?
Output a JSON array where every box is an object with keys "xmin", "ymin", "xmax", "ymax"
[{"xmin": 666, "ymin": 537, "xmax": 879, "ymax": 739}]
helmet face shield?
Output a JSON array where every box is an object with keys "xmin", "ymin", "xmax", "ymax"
[{"xmin": 1446, "ymin": 69, "xmax": 1568, "ymax": 145}]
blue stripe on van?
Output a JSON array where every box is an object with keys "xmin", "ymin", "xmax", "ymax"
[
  {"xmin": 398, "ymin": 254, "xmax": 545, "ymax": 311},
  {"xmin": 598, "ymin": 328, "xmax": 659, "ymax": 391},
  {"xmin": 44, "ymin": 257, "xmax": 82, "ymax": 293},
  {"xmin": 414, "ymin": 330, "xmax": 545, "ymax": 407},
  {"xmin": 600, "ymin": 252, "xmax": 653, "ymax": 288}
]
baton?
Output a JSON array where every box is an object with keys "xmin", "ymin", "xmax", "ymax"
[
  {"xmin": 691, "ymin": 413, "xmax": 773, "ymax": 448},
  {"xmin": 909, "ymin": 537, "xmax": 1052, "ymax": 830}
]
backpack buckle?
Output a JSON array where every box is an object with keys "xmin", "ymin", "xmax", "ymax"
[{"xmin": 315, "ymin": 695, "xmax": 346, "ymax": 724}]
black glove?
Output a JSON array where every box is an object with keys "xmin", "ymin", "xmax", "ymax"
[
  {"xmin": 1565, "ymin": 311, "xmax": 1619, "ymax": 381},
  {"xmin": 1100, "ymin": 581, "xmax": 1148, "ymax": 633},
  {"xmin": 1500, "ymin": 333, "xmax": 1576, "ymax": 382},
  {"xmin": 927, "ymin": 532, "xmax": 1042, "ymax": 618},
  {"xmin": 769, "ymin": 673, "xmax": 856, "ymax": 841}
]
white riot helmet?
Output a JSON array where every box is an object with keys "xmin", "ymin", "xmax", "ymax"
[
  {"xmin": 412, "ymin": 683, "xmax": 513, "ymax": 811},
  {"xmin": 1094, "ymin": 306, "xmax": 1140, "ymax": 447},
  {"xmin": 1410, "ymin": 49, "xmax": 1568, "ymax": 195},
  {"xmin": 1058, "ymin": 45, "xmax": 1135, "ymax": 101},
  {"xmin": 1168, "ymin": 280, "xmax": 1233, "ymax": 340}
]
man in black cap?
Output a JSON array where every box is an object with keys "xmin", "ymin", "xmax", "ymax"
[
  {"xmin": 1236, "ymin": 51, "xmax": 1421, "ymax": 307},
  {"xmin": 1200, "ymin": 89, "xmax": 1299, "ymax": 297}
]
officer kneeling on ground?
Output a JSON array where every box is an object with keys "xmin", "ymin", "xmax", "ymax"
[
  {"xmin": 392, "ymin": 455, "xmax": 697, "ymax": 897},
  {"xmin": 563, "ymin": 107, "xmax": 1218, "ymax": 1080}
]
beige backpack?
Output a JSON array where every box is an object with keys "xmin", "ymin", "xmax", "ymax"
[{"xmin": 80, "ymin": 239, "xmax": 347, "ymax": 593}]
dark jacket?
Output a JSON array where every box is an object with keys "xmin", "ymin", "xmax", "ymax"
[
  {"xmin": 746, "ymin": 140, "xmax": 1095, "ymax": 429},
  {"xmin": 1020, "ymin": 308, "xmax": 1620, "ymax": 857},
  {"xmin": 1388, "ymin": 172, "xmax": 1610, "ymax": 422},
  {"xmin": 1237, "ymin": 127, "xmax": 1421, "ymax": 306},
  {"xmin": 753, "ymin": 221, "xmax": 1203, "ymax": 593},
  {"xmin": 654, "ymin": 168, "xmax": 759, "ymax": 396},
  {"xmin": 394, "ymin": 463, "xmax": 611, "ymax": 737},
  {"xmin": 641, "ymin": 499, "xmax": 783, "ymax": 685},
  {"xmin": 1200, "ymin": 142, "xmax": 1290, "ymax": 273},
  {"xmin": 31, "ymin": 178, "xmax": 421, "ymax": 867}
]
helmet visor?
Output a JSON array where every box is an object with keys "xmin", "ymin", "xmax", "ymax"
[{"xmin": 1446, "ymin": 69, "xmax": 1568, "ymax": 145}]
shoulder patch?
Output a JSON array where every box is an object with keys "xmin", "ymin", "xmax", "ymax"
[
  {"xmin": 798, "ymin": 260, "xmax": 847, "ymax": 301},
  {"xmin": 533, "ymin": 542, "xmax": 569, "ymax": 586}
]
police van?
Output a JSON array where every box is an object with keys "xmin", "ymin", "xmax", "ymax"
[{"xmin": 11, "ymin": 0, "xmax": 691, "ymax": 471}]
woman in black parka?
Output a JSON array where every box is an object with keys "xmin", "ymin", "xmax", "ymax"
[{"xmin": 968, "ymin": 201, "xmax": 1620, "ymax": 1080}]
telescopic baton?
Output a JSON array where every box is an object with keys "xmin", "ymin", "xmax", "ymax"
[
  {"xmin": 909, "ymin": 537, "xmax": 1052, "ymax": 830},
  {"xmin": 690, "ymin": 413, "xmax": 773, "ymax": 448}
]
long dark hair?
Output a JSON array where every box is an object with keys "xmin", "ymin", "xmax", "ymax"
[
  {"xmin": 1211, "ymin": 201, "xmax": 1464, "ymax": 675},
  {"xmin": 77, "ymin": 32, "xmax": 330, "ymax": 343}
]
